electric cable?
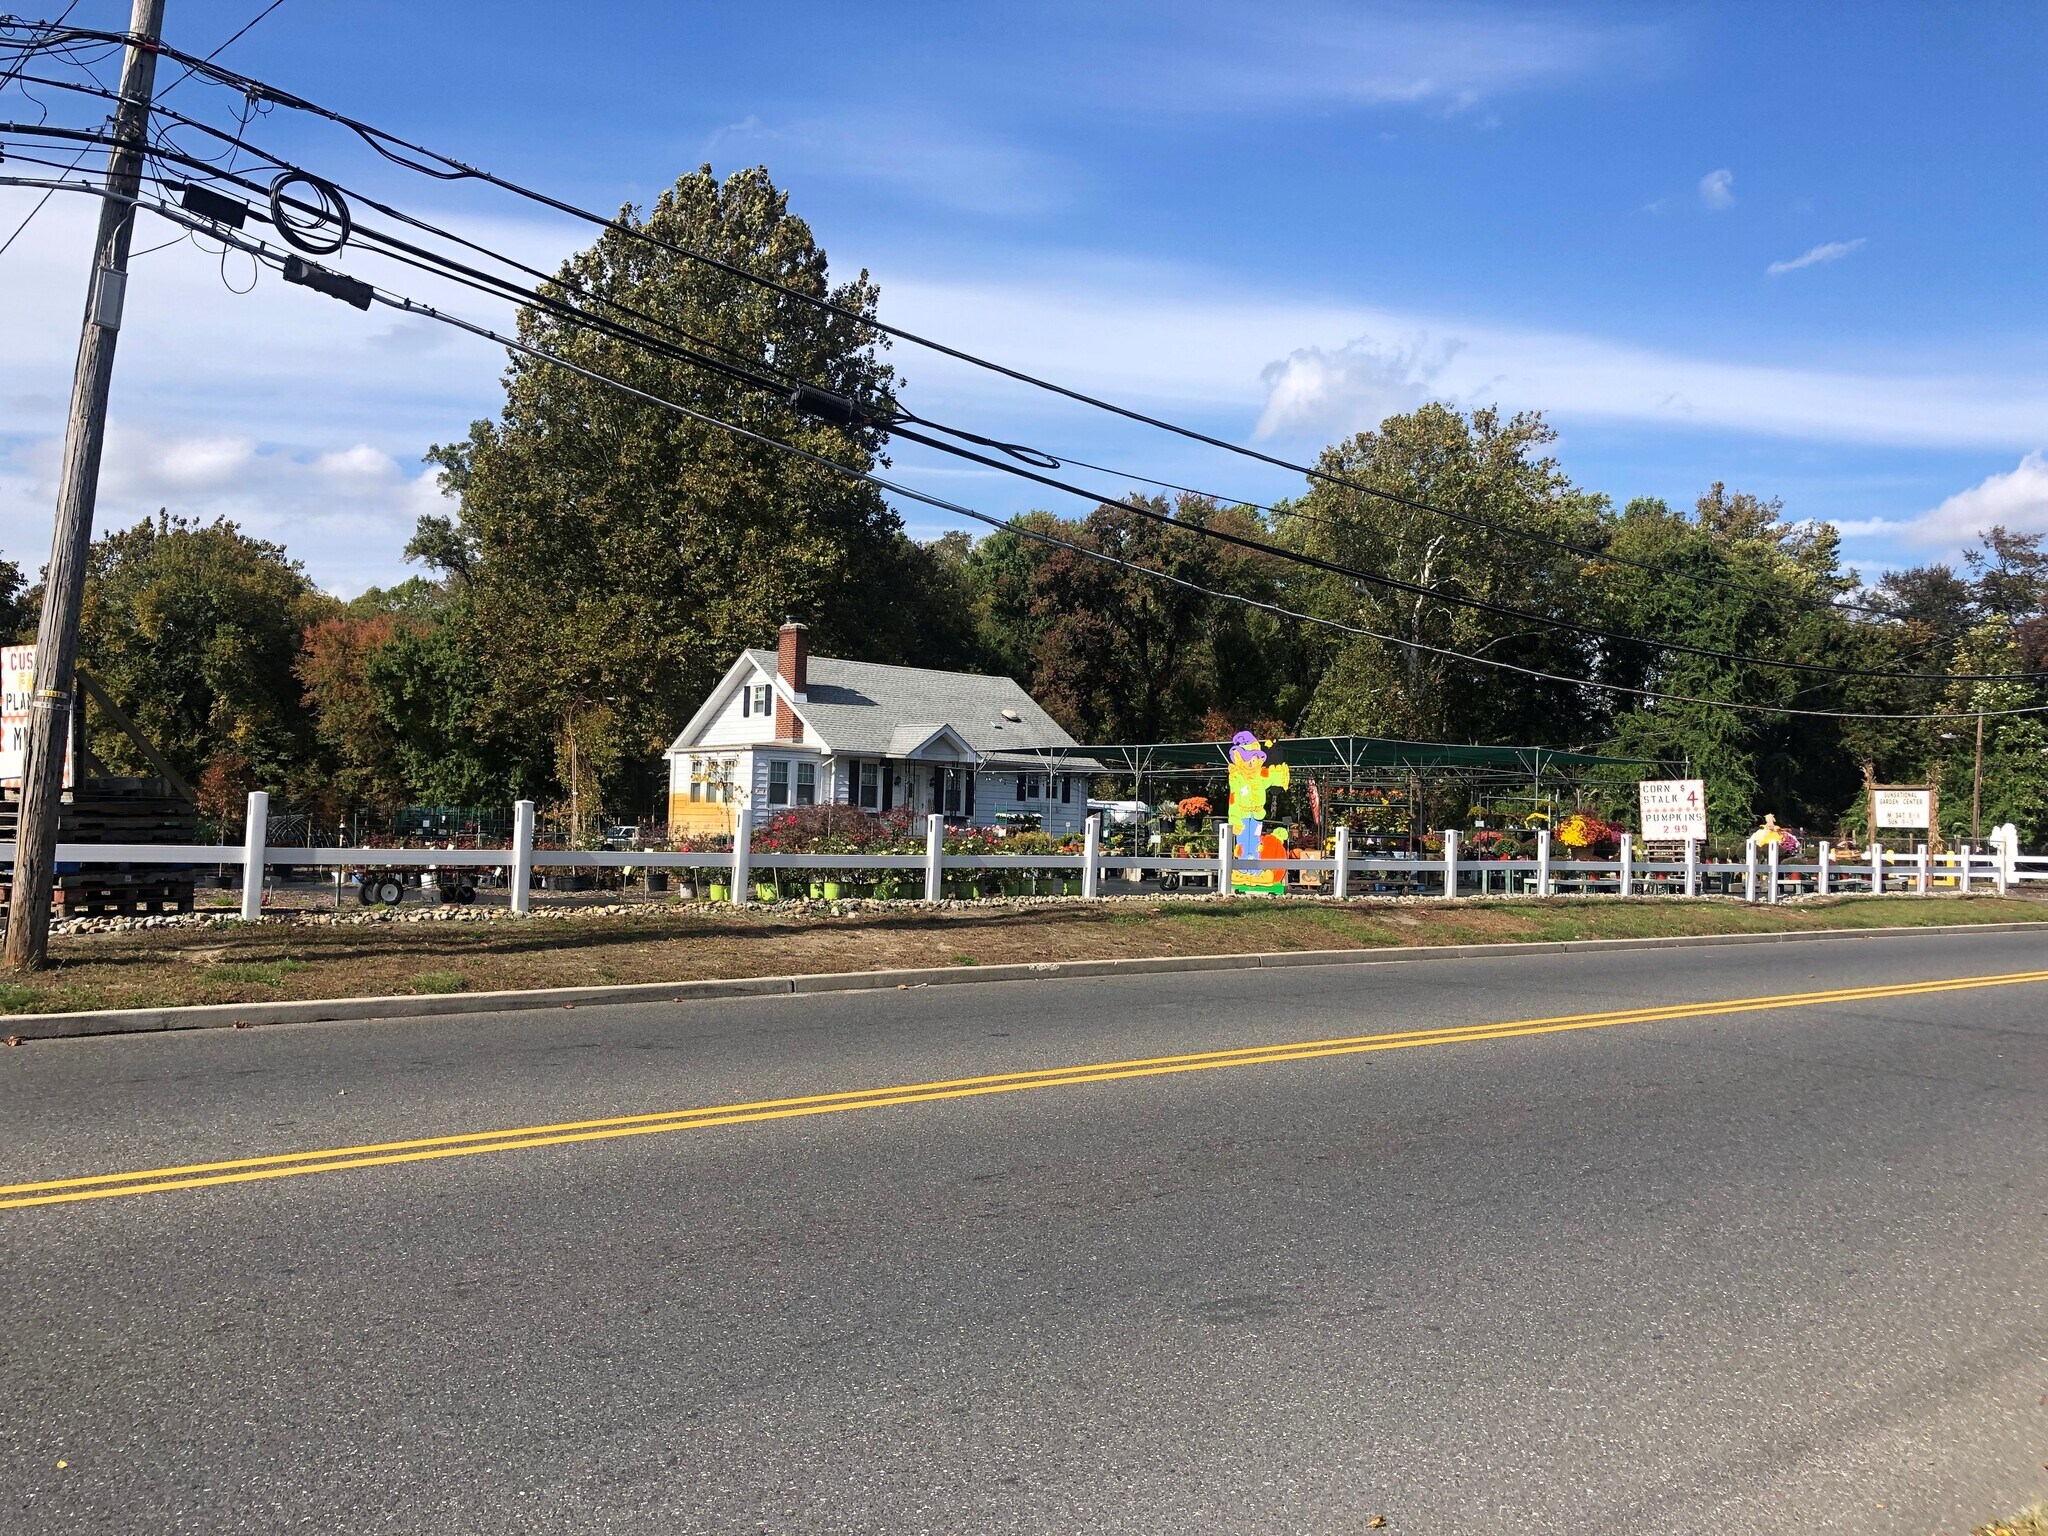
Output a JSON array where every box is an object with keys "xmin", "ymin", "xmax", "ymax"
[
  {"xmin": 49, "ymin": 31, "xmax": 1935, "ymax": 637},
  {"xmin": 63, "ymin": 178, "xmax": 2028, "ymax": 726},
  {"xmin": 0, "ymin": 105, "xmax": 2013, "ymax": 686},
  {"xmin": 0, "ymin": 53, "xmax": 1979, "ymax": 650}
]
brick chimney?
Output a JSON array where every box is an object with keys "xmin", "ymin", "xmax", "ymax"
[{"xmin": 775, "ymin": 620, "xmax": 808, "ymax": 742}]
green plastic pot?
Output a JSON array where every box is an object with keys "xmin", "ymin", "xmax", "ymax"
[
  {"xmin": 754, "ymin": 880, "xmax": 779, "ymax": 902},
  {"xmin": 808, "ymin": 879, "xmax": 826, "ymax": 899},
  {"xmin": 823, "ymin": 880, "xmax": 844, "ymax": 900},
  {"xmin": 707, "ymin": 882, "xmax": 730, "ymax": 902}
]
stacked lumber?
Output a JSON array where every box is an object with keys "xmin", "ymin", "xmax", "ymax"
[{"xmin": 1, "ymin": 776, "xmax": 200, "ymax": 917}]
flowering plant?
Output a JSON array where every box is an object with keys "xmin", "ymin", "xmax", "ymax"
[{"xmin": 1176, "ymin": 795, "xmax": 1213, "ymax": 818}]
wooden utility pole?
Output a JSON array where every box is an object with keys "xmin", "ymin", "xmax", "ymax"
[
  {"xmin": 1971, "ymin": 711, "xmax": 1985, "ymax": 842},
  {"xmin": 4, "ymin": 1, "xmax": 166, "ymax": 970}
]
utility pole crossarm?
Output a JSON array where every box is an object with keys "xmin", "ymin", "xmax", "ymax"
[{"xmin": 2, "ymin": 0, "xmax": 167, "ymax": 970}]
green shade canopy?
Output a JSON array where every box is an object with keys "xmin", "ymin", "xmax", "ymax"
[{"xmin": 1013, "ymin": 735, "xmax": 1673, "ymax": 779}]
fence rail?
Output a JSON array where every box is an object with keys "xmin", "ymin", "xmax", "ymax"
[{"xmin": 3, "ymin": 794, "xmax": 2035, "ymax": 922}]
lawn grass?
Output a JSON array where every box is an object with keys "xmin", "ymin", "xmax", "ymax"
[
  {"xmin": 1, "ymin": 893, "xmax": 2041, "ymax": 1017},
  {"xmin": 1976, "ymin": 1504, "xmax": 2048, "ymax": 1536}
]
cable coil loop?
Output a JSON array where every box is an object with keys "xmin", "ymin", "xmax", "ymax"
[{"xmin": 266, "ymin": 168, "xmax": 348, "ymax": 253}]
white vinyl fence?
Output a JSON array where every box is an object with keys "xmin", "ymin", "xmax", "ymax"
[{"xmin": 4, "ymin": 793, "xmax": 2040, "ymax": 923}]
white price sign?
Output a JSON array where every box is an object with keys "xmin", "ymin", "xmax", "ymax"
[
  {"xmin": 1638, "ymin": 778, "xmax": 1707, "ymax": 841},
  {"xmin": 1, "ymin": 645, "xmax": 73, "ymax": 789},
  {"xmin": 1872, "ymin": 788, "xmax": 1931, "ymax": 829}
]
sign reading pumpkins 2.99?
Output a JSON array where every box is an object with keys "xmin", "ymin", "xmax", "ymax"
[
  {"xmin": 1, "ymin": 645, "xmax": 72, "ymax": 789},
  {"xmin": 1638, "ymin": 778, "xmax": 1708, "ymax": 841}
]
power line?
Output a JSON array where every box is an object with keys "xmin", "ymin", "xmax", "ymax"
[
  {"xmin": 59, "ymin": 181, "xmax": 2031, "ymax": 726},
  {"xmin": 1, "ymin": 103, "xmax": 2018, "ymax": 689},
  {"xmin": 0, "ymin": 52, "xmax": 1996, "ymax": 656},
  {"xmin": 156, "ymin": 0, "xmax": 285, "ymax": 99}
]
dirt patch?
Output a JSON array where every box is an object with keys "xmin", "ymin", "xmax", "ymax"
[{"xmin": 0, "ymin": 893, "xmax": 2041, "ymax": 1018}]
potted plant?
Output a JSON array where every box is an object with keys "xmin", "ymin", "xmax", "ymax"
[
  {"xmin": 754, "ymin": 876, "xmax": 780, "ymax": 902},
  {"xmin": 706, "ymin": 879, "xmax": 729, "ymax": 902}
]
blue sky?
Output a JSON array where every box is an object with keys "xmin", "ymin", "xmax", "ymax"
[{"xmin": 4, "ymin": 1, "xmax": 2046, "ymax": 592}]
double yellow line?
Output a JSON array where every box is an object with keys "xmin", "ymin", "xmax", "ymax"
[{"xmin": 6, "ymin": 966, "xmax": 2045, "ymax": 1211}]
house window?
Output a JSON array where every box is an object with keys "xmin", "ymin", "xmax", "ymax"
[
  {"xmin": 686, "ymin": 756, "xmax": 702, "ymax": 802},
  {"xmin": 858, "ymin": 760, "xmax": 881, "ymax": 810},
  {"xmin": 1026, "ymin": 774, "xmax": 1042, "ymax": 800},
  {"xmin": 755, "ymin": 684, "xmax": 772, "ymax": 717},
  {"xmin": 1060, "ymin": 774, "xmax": 1072, "ymax": 803},
  {"xmin": 796, "ymin": 761, "xmax": 816, "ymax": 807},
  {"xmin": 768, "ymin": 758, "xmax": 790, "ymax": 806},
  {"xmin": 942, "ymin": 768, "xmax": 972, "ymax": 819}
]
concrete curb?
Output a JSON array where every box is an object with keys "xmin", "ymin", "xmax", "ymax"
[{"xmin": 9, "ymin": 918, "xmax": 2047, "ymax": 1042}]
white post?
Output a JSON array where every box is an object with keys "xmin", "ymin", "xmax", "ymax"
[
  {"xmin": 1332, "ymin": 824, "xmax": 1351, "ymax": 900},
  {"xmin": 1618, "ymin": 832, "xmax": 1634, "ymax": 898},
  {"xmin": 1915, "ymin": 843, "xmax": 1927, "ymax": 896},
  {"xmin": 730, "ymin": 807, "xmax": 751, "ymax": 906},
  {"xmin": 1959, "ymin": 842, "xmax": 1973, "ymax": 895},
  {"xmin": 1767, "ymin": 838, "xmax": 1780, "ymax": 904},
  {"xmin": 1817, "ymin": 840, "xmax": 1831, "ymax": 897},
  {"xmin": 239, "ymin": 789, "xmax": 268, "ymax": 922},
  {"xmin": 1994, "ymin": 846, "xmax": 2010, "ymax": 897},
  {"xmin": 511, "ymin": 798, "xmax": 535, "ymax": 914},
  {"xmin": 1869, "ymin": 838, "xmax": 1884, "ymax": 895},
  {"xmin": 1442, "ymin": 828, "xmax": 1459, "ymax": 899},
  {"xmin": 1743, "ymin": 838, "xmax": 1757, "ymax": 903},
  {"xmin": 1082, "ymin": 813, "xmax": 1101, "ymax": 900},
  {"xmin": 1216, "ymin": 818, "xmax": 1233, "ymax": 896},
  {"xmin": 1682, "ymin": 837, "xmax": 1698, "ymax": 898},
  {"xmin": 924, "ymin": 813, "xmax": 944, "ymax": 902},
  {"xmin": 1536, "ymin": 828, "xmax": 1551, "ymax": 897}
]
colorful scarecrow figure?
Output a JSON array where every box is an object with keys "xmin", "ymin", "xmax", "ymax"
[
  {"xmin": 1750, "ymin": 814, "xmax": 1788, "ymax": 848},
  {"xmin": 1226, "ymin": 731, "xmax": 1290, "ymax": 893}
]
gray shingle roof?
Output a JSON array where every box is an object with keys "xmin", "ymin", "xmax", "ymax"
[{"xmin": 741, "ymin": 650, "xmax": 1097, "ymax": 767}]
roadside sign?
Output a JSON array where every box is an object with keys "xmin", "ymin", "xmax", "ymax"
[
  {"xmin": 1872, "ymin": 787, "xmax": 1931, "ymax": 828},
  {"xmin": 1638, "ymin": 778, "xmax": 1707, "ymax": 841},
  {"xmin": 1, "ymin": 644, "xmax": 73, "ymax": 789}
]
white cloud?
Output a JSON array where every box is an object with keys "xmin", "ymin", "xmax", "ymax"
[
  {"xmin": 1910, "ymin": 453, "xmax": 2048, "ymax": 543},
  {"xmin": 1104, "ymin": 5, "xmax": 1661, "ymax": 114},
  {"xmin": 879, "ymin": 262, "xmax": 2048, "ymax": 453},
  {"xmin": 1766, "ymin": 238, "xmax": 1866, "ymax": 276},
  {"xmin": 1698, "ymin": 168, "xmax": 1734, "ymax": 210},
  {"xmin": 1824, "ymin": 454, "xmax": 2048, "ymax": 561},
  {"xmin": 1254, "ymin": 335, "xmax": 1460, "ymax": 440},
  {"xmin": 707, "ymin": 113, "xmax": 1065, "ymax": 218}
]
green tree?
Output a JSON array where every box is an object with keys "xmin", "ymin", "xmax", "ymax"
[
  {"xmin": 1276, "ymin": 404, "xmax": 1605, "ymax": 748},
  {"xmin": 75, "ymin": 512, "xmax": 337, "ymax": 799},
  {"xmin": 417, "ymin": 164, "xmax": 917, "ymax": 815},
  {"xmin": 968, "ymin": 498, "xmax": 1299, "ymax": 743}
]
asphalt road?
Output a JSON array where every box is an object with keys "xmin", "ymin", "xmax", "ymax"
[{"xmin": 4, "ymin": 930, "xmax": 2046, "ymax": 1535}]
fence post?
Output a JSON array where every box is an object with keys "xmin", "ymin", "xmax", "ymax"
[
  {"xmin": 1332, "ymin": 824, "xmax": 1351, "ymax": 900},
  {"xmin": 923, "ymin": 813, "xmax": 944, "ymax": 902},
  {"xmin": 1212, "ymin": 818, "xmax": 1231, "ymax": 896},
  {"xmin": 509, "ymin": 798, "xmax": 535, "ymax": 914},
  {"xmin": 1766, "ymin": 838, "xmax": 1780, "ymax": 904},
  {"xmin": 1442, "ymin": 828, "xmax": 1459, "ymax": 899},
  {"xmin": 239, "ymin": 789, "xmax": 269, "ymax": 922},
  {"xmin": 1082, "ymin": 813, "xmax": 1101, "ymax": 900},
  {"xmin": 1914, "ymin": 842, "xmax": 1926, "ymax": 895},
  {"xmin": 1959, "ymin": 842, "xmax": 1973, "ymax": 896},
  {"xmin": 1682, "ymin": 837, "xmax": 1697, "ymax": 898},
  {"xmin": 1817, "ymin": 840, "xmax": 1830, "ymax": 897},
  {"xmin": 1870, "ymin": 838, "xmax": 1884, "ymax": 895},
  {"xmin": 730, "ymin": 808, "xmax": 752, "ymax": 906},
  {"xmin": 1535, "ymin": 828, "xmax": 1551, "ymax": 897},
  {"xmin": 1994, "ymin": 845, "xmax": 2010, "ymax": 897},
  {"xmin": 1618, "ymin": 832, "xmax": 1633, "ymax": 898},
  {"xmin": 1743, "ymin": 838, "xmax": 1757, "ymax": 903}
]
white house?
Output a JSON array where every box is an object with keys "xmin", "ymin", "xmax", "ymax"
[{"xmin": 665, "ymin": 622, "xmax": 1099, "ymax": 837}]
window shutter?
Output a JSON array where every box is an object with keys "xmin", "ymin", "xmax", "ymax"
[
  {"xmin": 966, "ymin": 772, "xmax": 976, "ymax": 819},
  {"xmin": 1016, "ymin": 774, "xmax": 1025, "ymax": 800}
]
